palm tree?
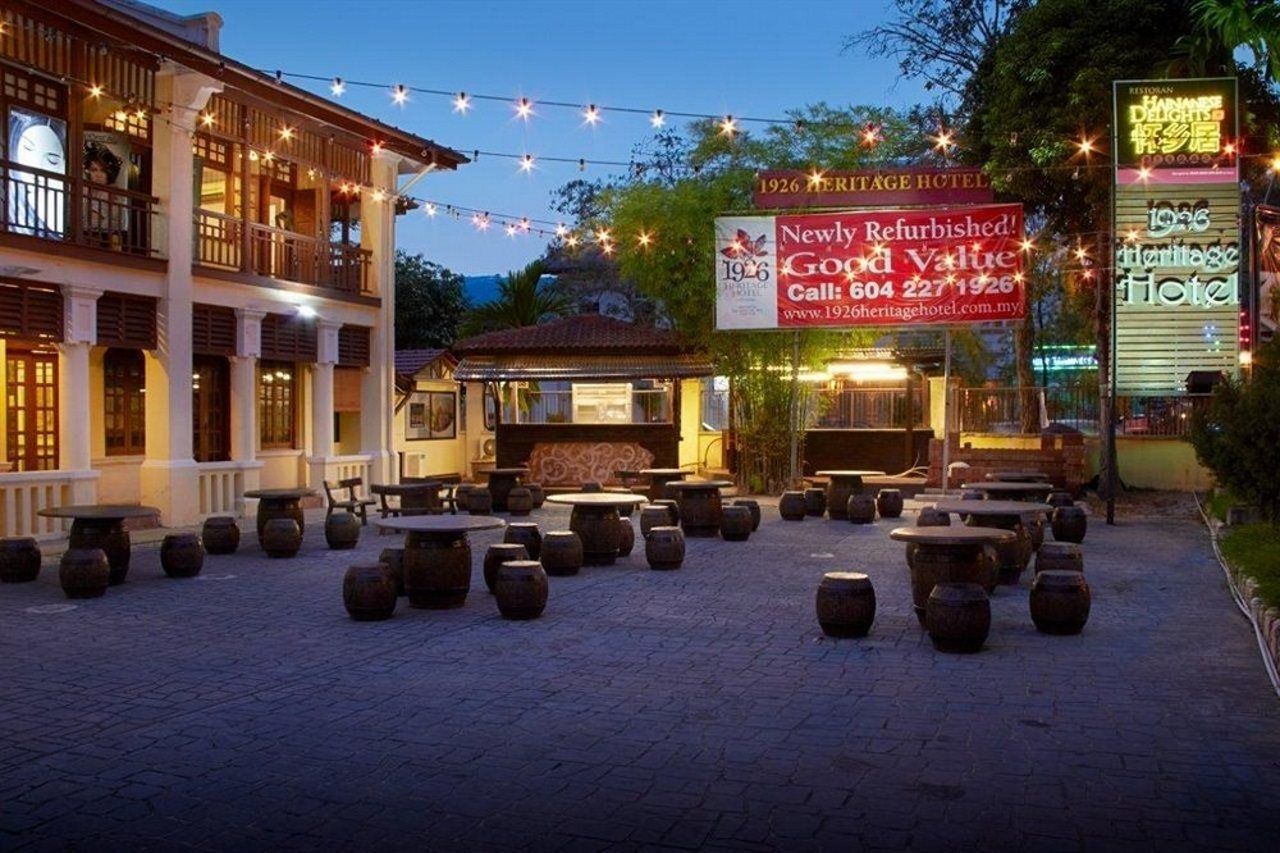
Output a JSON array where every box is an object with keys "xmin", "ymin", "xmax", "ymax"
[
  {"xmin": 1175, "ymin": 0, "xmax": 1280, "ymax": 80},
  {"xmin": 459, "ymin": 260, "xmax": 573, "ymax": 336}
]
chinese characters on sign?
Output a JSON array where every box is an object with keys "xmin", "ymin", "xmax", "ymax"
[
  {"xmin": 714, "ymin": 204, "xmax": 1025, "ymax": 330},
  {"xmin": 1114, "ymin": 78, "xmax": 1237, "ymax": 185}
]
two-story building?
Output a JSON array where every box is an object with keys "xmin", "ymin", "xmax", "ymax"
[{"xmin": 0, "ymin": 0, "xmax": 464, "ymax": 536}]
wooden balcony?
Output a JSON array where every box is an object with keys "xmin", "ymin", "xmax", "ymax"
[
  {"xmin": 194, "ymin": 210, "xmax": 374, "ymax": 298},
  {"xmin": 0, "ymin": 159, "xmax": 162, "ymax": 259}
]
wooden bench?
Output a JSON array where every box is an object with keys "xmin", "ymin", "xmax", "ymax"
[
  {"xmin": 323, "ymin": 477, "xmax": 378, "ymax": 525},
  {"xmin": 405, "ymin": 473, "xmax": 463, "ymax": 514}
]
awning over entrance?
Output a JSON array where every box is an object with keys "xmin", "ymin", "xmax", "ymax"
[{"xmin": 454, "ymin": 354, "xmax": 714, "ymax": 382}]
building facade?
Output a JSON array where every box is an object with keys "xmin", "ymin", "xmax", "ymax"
[{"xmin": 0, "ymin": 0, "xmax": 463, "ymax": 536}]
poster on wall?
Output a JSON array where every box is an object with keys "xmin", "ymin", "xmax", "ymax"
[
  {"xmin": 714, "ymin": 203, "xmax": 1025, "ymax": 330},
  {"xmin": 1258, "ymin": 205, "xmax": 1280, "ymax": 346},
  {"xmin": 83, "ymin": 130, "xmax": 131, "ymax": 239},
  {"xmin": 1113, "ymin": 78, "xmax": 1237, "ymax": 185},
  {"xmin": 406, "ymin": 391, "xmax": 457, "ymax": 440},
  {"xmin": 7, "ymin": 107, "xmax": 68, "ymax": 236}
]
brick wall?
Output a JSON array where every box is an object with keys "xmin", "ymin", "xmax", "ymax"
[{"xmin": 928, "ymin": 433, "xmax": 1086, "ymax": 494}]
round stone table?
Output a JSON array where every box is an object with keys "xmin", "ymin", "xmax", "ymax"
[
  {"xmin": 960, "ymin": 481, "xmax": 1055, "ymax": 502},
  {"xmin": 375, "ymin": 514, "xmax": 506, "ymax": 608},
  {"xmin": 244, "ymin": 488, "xmax": 317, "ymax": 544},
  {"xmin": 38, "ymin": 504, "xmax": 160, "ymax": 585},
  {"xmin": 932, "ymin": 499, "xmax": 1053, "ymax": 584},
  {"xmin": 371, "ymin": 482, "xmax": 444, "ymax": 517},
  {"xmin": 889, "ymin": 525, "xmax": 1016, "ymax": 622},
  {"xmin": 814, "ymin": 470, "xmax": 885, "ymax": 520},
  {"xmin": 664, "ymin": 480, "xmax": 734, "ymax": 537},
  {"xmin": 546, "ymin": 493, "xmax": 647, "ymax": 565},
  {"xmin": 984, "ymin": 470, "xmax": 1050, "ymax": 483},
  {"xmin": 640, "ymin": 468, "xmax": 689, "ymax": 501},
  {"xmin": 483, "ymin": 467, "xmax": 529, "ymax": 512}
]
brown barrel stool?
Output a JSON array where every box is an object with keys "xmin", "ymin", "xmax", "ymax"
[
  {"xmin": 1047, "ymin": 490, "xmax": 1074, "ymax": 509},
  {"xmin": 507, "ymin": 487, "xmax": 534, "ymax": 517},
  {"xmin": 779, "ymin": 491, "xmax": 806, "ymax": 521},
  {"xmin": 201, "ymin": 516, "xmax": 241, "ymax": 555},
  {"xmin": 378, "ymin": 547, "xmax": 405, "ymax": 596},
  {"xmin": 876, "ymin": 489, "xmax": 904, "ymax": 519},
  {"xmin": 646, "ymin": 526, "xmax": 685, "ymax": 570},
  {"xmin": 540, "ymin": 531, "xmax": 583, "ymax": 576},
  {"xmin": 720, "ymin": 506, "xmax": 753, "ymax": 542},
  {"xmin": 1027, "ymin": 514, "xmax": 1046, "ymax": 551},
  {"xmin": 582, "ymin": 481, "xmax": 604, "ymax": 493},
  {"xmin": 925, "ymin": 582, "xmax": 990, "ymax": 653},
  {"xmin": 907, "ymin": 508, "xmax": 953, "ymax": 573},
  {"xmin": 1051, "ymin": 506, "xmax": 1087, "ymax": 543},
  {"xmin": 732, "ymin": 499, "xmax": 761, "ymax": 531},
  {"xmin": 1035, "ymin": 542, "xmax": 1083, "ymax": 574},
  {"xmin": 468, "ymin": 487, "xmax": 494, "ymax": 515},
  {"xmin": 0, "ymin": 538, "xmax": 41, "ymax": 583},
  {"xmin": 846, "ymin": 493, "xmax": 877, "ymax": 524},
  {"xmin": 453, "ymin": 483, "xmax": 475, "ymax": 512},
  {"xmin": 1030, "ymin": 570, "xmax": 1091, "ymax": 634},
  {"xmin": 651, "ymin": 499, "xmax": 681, "ymax": 526},
  {"xmin": 803, "ymin": 488, "xmax": 827, "ymax": 517},
  {"xmin": 483, "ymin": 543, "xmax": 529, "ymax": 594},
  {"xmin": 504, "ymin": 523, "xmax": 542, "ymax": 560},
  {"xmin": 527, "ymin": 483, "xmax": 546, "ymax": 509},
  {"xmin": 325, "ymin": 511, "xmax": 361, "ymax": 550},
  {"xmin": 343, "ymin": 564, "xmax": 397, "ymax": 621},
  {"xmin": 616, "ymin": 517, "xmax": 636, "ymax": 557},
  {"xmin": 262, "ymin": 518, "xmax": 302, "ymax": 558},
  {"xmin": 494, "ymin": 560, "xmax": 549, "ymax": 620},
  {"xmin": 59, "ymin": 548, "xmax": 110, "ymax": 599},
  {"xmin": 815, "ymin": 572, "xmax": 876, "ymax": 638},
  {"xmin": 960, "ymin": 489, "xmax": 986, "ymax": 501},
  {"xmin": 160, "ymin": 534, "xmax": 205, "ymax": 578},
  {"xmin": 640, "ymin": 506, "xmax": 670, "ymax": 538}
]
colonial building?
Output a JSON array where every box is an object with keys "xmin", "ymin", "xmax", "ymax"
[{"xmin": 0, "ymin": 0, "xmax": 464, "ymax": 536}]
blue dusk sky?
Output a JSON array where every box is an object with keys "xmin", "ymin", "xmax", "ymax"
[{"xmin": 157, "ymin": 0, "xmax": 926, "ymax": 276}]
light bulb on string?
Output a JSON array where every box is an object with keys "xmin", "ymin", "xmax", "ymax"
[
  {"xmin": 583, "ymin": 104, "xmax": 601, "ymax": 126},
  {"xmin": 330, "ymin": 77, "xmax": 345, "ymax": 96},
  {"xmin": 392, "ymin": 84, "xmax": 409, "ymax": 106},
  {"xmin": 637, "ymin": 230, "xmax": 653, "ymax": 248},
  {"xmin": 425, "ymin": 203, "xmax": 437, "ymax": 217},
  {"xmin": 200, "ymin": 112, "xmax": 215, "ymax": 128},
  {"xmin": 860, "ymin": 123, "xmax": 881, "ymax": 147},
  {"xmin": 1019, "ymin": 238, "xmax": 1035, "ymax": 253},
  {"xmin": 453, "ymin": 92, "xmax": 470, "ymax": 114},
  {"xmin": 719, "ymin": 115, "xmax": 737, "ymax": 137},
  {"xmin": 519, "ymin": 218, "xmax": 530, "ymax": 232},
  {"xmin": 807, "ymin": 169, "xmax": 824, "ymax": 189},
  {"xmin": 88, "ymin": 84, "xmax": 103, "ymax": 98},
  {"xmin": 650, "ymin": 109, "xmax": 665, "ymax": 128},
  {"xmin": 1076, "ymin": 136, "xmax": 1095, "ymax": 156},
  {"xmin": 279, "ymin": 125, "xmax": 294, "ymax": 142},
  {"xmin": 515, "ymin": 97, "xmax": 534, "ymax": 121},
  {"xmin": 519, "ymin": 153, "xmax": 535, "ymax": 173},
  {"xmin": 555, "ymin": 223, "xmax": 568, "ymax": 237},
  {"xmin": 932, "ymin": 129, "xmax": 954, "ymax": 154},
  {"xmin": 566, "ymin": 233, "xmax": 580, "ymax": 247},
  {"xmin": 504, "ymin": 223, "xmax": 517, "ymax": 237}
]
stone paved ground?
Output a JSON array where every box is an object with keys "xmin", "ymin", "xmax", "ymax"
[{"xmin": 2, "ymin": 497, "xmax": 1279, "ymax": 851}]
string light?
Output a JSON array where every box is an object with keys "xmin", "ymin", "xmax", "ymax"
[
  {"xmin": 861, "ymin": 124, "xmax": 881, "ymax": 147},
  {"xmin": 1076, "ymin": 136, "xmax": 1095, "ymax": 155},
  {"xmin": 371, "ymin": 188, "xmax": 386, "ymax": 202},
  {"xmin": 807, "ymin": 169, "xmax": 824, "ymax": 188},
  {"xmin": 87, "ymin": 84, "xmax": 103, "ymax": 98},
  {"xmin": 200, "ymin": 112, "xmax": 215, "ymax": 128},
  {"xmin": 279, "ymin": 125, "xmax": 294, "ymax": 141},
  {"xmin": 515, "ymin": 97, "xmax": 534, "ymax": 121},
  {"xmin": 453, "ymin": 92, "xmax": 470, "ymax": 113},
  {"xmin": 555, "ymin": 223, "xmax": 568, "ymax": 237},
  {"xmin": 1019, "ymin": 238, "xmax": 1035, "ymax": 253},
  {"xmin": 650, "ymin": 109, "xmax": 665, "ymax": 128},
  {"xmin": 330, "ymin": 77, "xmax": 345, "ymax": 96},
  {"xmin": 932, "ymin": 129, "xmax": 954, "ymax": 153},
  {"xmin": 504, "ymin": 223, "xmax": 518, "ymax": 237},
  {"xmin": 370, "ymin": 141, "xmax": 383, "ymax": 155},
  {"xmin": 392, "ymin": 84, "xmax": 409, "ymax": 106},
  {"xmin": 583, "ymin": 104, "xmax": 601, "ymax": 126},
  {"xmin": 425, "ymin": 202, "xmax": 437, "ymax": 217},
  {"xmin": 519, "ymin": 153, "xmax": 535, "ymax": 173},
  {"xmin": 719, "ymin": 115, "xmax": 737, "ymax": 137},
  {"xmin": 637, "ymin": 230, "xmax": 653, "ymax": 247}
]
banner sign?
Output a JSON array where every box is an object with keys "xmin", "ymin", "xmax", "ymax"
[
  {"xmin": 1113, "ymin": 78, "xmax": 1237, "ymax": 185},
  {"xmin": 715, "ymin": 204, "xmax": 1025, "ymax": 330},
  {"xmin": 1257, "ymin": 205, "xmax": 1280, "ymax": 345},
  {"xmin": 753, "ymin": 167, "xmax": 993, "ymax": 209}
]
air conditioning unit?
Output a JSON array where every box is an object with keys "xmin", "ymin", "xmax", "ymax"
[{"xmin": 404, "ymin": 452, "xmax": 428, "ymax": 477}]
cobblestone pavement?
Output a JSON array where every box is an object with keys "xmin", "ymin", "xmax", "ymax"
[{"xmin": 2, "ymin": 499, "xmax": 1279, "ymax": 851}]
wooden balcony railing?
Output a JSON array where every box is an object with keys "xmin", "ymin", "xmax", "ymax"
[
  {"xmin": 194, "ymin": 210, "xmax": 374, "ymax": 296},
  {"xmin": 1, "ymin": 159, "xmax": 161, "ymax": 257}
]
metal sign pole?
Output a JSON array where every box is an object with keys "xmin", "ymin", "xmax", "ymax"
[{"xmin": 941, "ymin": 328, "xmax": 952, "ymax": 495}]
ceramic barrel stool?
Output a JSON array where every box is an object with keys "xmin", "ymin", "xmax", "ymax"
[
  {"xmin": 732, "ymin": 499, "xmax": 761, "ymax": 531},
  {"xmin": 779, "ymin": 491, "xmax": 806, "ymax": 521},
  {"xmin": 876, "ymin": 489, "xmax": 904, "ymax": 519},
  {"xmin": 640, "ymin": 506, "xmax": 670, "ymax": 538},
  {"xmin": 325, "ymin": 512, "xmax": 361, "ymax": 550},
  {"xmin": 803, "ymin": 488, "xmax": 827, "ymax": 518},
  {"xmin": 1035, "ymin": 542, "xmax": 1084, "ymax": 574},
  {"xmin": 453, "ymin": 483, "xmax": 475, "ymax": 512},
  {"xmin": 540, "ymin": 531, "xmax": 583, "ymax": 577},
  {"xmin": 1047, "ymin": 490, "xmax": 1075, "ymax": 509},
  {"xmin": 504, "ymin": 523, "xmax": 542, "ymax": 560},
  {"xmin": 494, "ymin": 560, "xmax": 549, "ymax": 620},
  {"xmin": 652, "ymin": 499, "xmax": 681, "ymax": 526},
  {"xmin": 1030, "ymin": 570, "xmax": 1091, "ymax": 634},
  {"xmin": 343, "ymin": 564, "xmax": 397, "ymax": 621},
  {"xmin": 815, "ymin": 572, "xmax": 876, "ymax": 638},
  {"xmin": 201, "ymin": 516, "xmax": 240, "ymax": 555},
  {"xmin": 615, "ymin": 517, "xmax": 636, "ymax": 557},
  {"xmin": 160, "ymin": 534, "xmax": 205, "ymax": 578},
  {"xmin": 846, "ymin": 494, "xmax": 877, "ymax": 524},
  {"xmin": 0, "ymin": 538, "xmax": 41, "ymax": 583},
  {"xmin": 907, "ymin": 507, "xmax": 952, "ymax": 572},
  {"xmin": 468, "ymin": 487, "xmax": 494, "ymax": 516},
  {"xmin": 1027, "ymin": 514, "xmax": 1046, "ymax": 551},
  {"xmin": 483, "ymin": 543, "xmax": 529, "ymax": 594},
  {"xmin": 925, "ymin": 582, "xmax": 991, "ymax": 653},
  {"xmin": 506, "ymin": 487, "xmax": 534, "ymax": 517},
  {"xmin": 378, "ymin": 547, "xmax": 405, "ymax": 596},
  {"xmin": 262, "ymin": 518, "xmax": 302, "ymax": 558},
  {"xmin": 720, "ymin": 506, "xmax": 753, "ymax": 542},
  {"xmin": 527, "ymin": 483, "xmax": 546, "ymax": 509},
  {"xmin": 646, "ymin": 526, "xmax": 685, "ymax": 570},
  {"xmin": 582, "ymin": 481, "xmax": 604, "ymax": 493},
  {"xmin": 1051, "ymin": 506, "xmax": 1087, "ymax": 543},
  {"xmin": 59, "ymin": 548, "xmax": 110, "ymax": 599}
]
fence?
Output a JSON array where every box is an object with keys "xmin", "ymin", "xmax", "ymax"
[
  {"xmin": 813, "ymin": 386, "xmax": 929, "ymax": 429},
  {"xmin": 956, "ymin": 386, "xmax": 1209, "ymax": 437},
  {"xmin": 195, "ymin": 462, "xmax": 246, "ymax": 517},
  {"xmin": 0, "ymin": 471, "xmax": 92, "ymax": 538}
]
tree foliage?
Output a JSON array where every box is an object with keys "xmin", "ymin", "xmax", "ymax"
[
  {"xmin": 460, "ymin": 260, "xmax": 572, "ymax": 337},
  {"xmin": 1190, "ymin": 342, "xmax": 1280, "ymax": 521},
  {"xmin": 394, "ymin": 251, "xmax": 469, "ymax": 349}
]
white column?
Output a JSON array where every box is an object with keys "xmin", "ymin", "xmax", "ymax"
[
  {"xmin": 359, "ymin": 153, "xmax": 401, "ymax": 484},
  {"xmin": 58, "ymin": 285, "xmax": 101, "ymax": 503},
  {"xmin": 139, "ymin": 64, "xmax": 219, "ymax": 526},
  {"xmin": 308, "ymin": 319, "xmax": 339, "ymax": 488},
  {"xmin": 231, "ymin": 309, "xmax": 264, "ymax": 507}
]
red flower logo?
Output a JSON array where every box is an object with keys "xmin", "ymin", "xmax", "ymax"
[{"xmin": 721, "ymin": 229, "xmax": 768, "ymax": 259}]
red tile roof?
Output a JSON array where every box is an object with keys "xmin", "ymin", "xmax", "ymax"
[
  {"xmin": 394, "ymin": 348, "xmax": 455, "ymax": 376},
  {"xmin": 451, "ymin": 315, "xmax": 695, "ymax": 356}
]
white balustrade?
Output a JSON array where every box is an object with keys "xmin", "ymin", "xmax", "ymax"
[
  {"xmin": 0, "ymin": 470, "xmax": 98, "ymax": 539},
  {"xmin": 195, "ymin": 461, "xmax": 261, "ymax": 518}
]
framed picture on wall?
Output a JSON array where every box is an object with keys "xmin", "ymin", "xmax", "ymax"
[
  {"xmin": 405, "ymin": 392, "xmax": 431, "ymax": 441},
  {"xmin": 428, "ymin": 391, "xmax": 457, "ymax": 439}
]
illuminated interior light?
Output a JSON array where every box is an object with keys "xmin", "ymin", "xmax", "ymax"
[{"xmin": 826, "ymin": 362, "xmax": 908, "ymax": 382}]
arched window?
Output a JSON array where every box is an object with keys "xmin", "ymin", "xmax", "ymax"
[{"xmin": 103, "ymin": 348, "xmax": 145, "ymax": 455}]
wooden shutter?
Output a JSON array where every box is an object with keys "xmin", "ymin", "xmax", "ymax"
[
  {"xmin": 338, "ymin": 325, "xmax": 371, "ymax": 367},
  {"xmin": 0, "ymin": 278, "xmax": 62, "ymax": 342},
  {"xmin": 260, "ymin": 313, "xmax": 318, "ymax": 362},
  {"xmin": 96, "ymin": 293, "xmax": 157, "ymax": 349},
  {"xmin": 192, "ymin": 303, "xmax": 237, "ymax": 356}
]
